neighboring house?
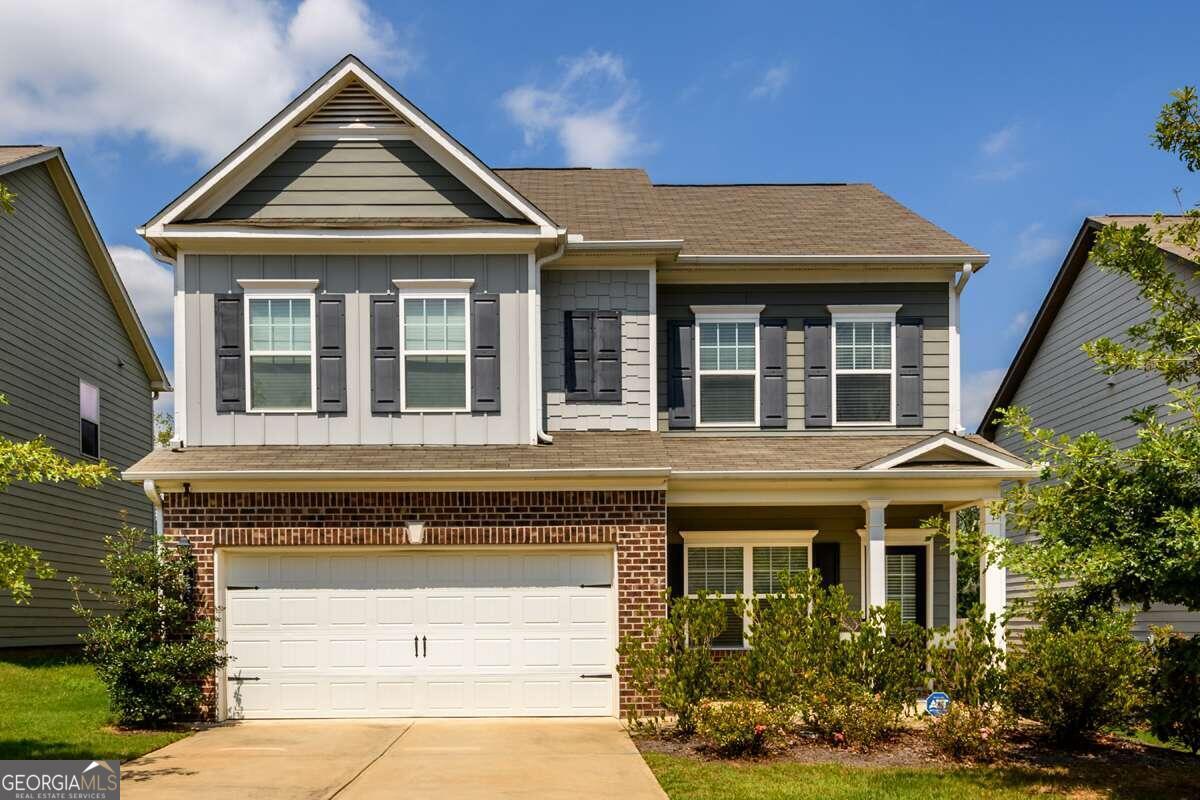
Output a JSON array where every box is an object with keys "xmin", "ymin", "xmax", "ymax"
[
  {"xmin": 125, "ymin": 55, "xmax": 1034, "ymax": 721},
  {"xmin": 979, "ymin": 215, "xmax": 1200, "ymax": 640},
  {"xmin": 0, "ymin": 146, "xmax": 170, "ymax": 646}
]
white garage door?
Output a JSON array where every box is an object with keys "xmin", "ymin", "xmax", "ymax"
[{"xmin": 222, "ymin": 549, "xmax": 616, "ymax": 719}]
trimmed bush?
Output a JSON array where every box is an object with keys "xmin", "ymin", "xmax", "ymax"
[
  {"xmin": 927, "ymin": 703, "xmax": 1015, "ymax": 761},
  {"xmin": 618, "ymin": 590, "xmax": 728, "ymax": 734},
  {"xmin": 1146, "ymin": 627, "xmax": 1200, "ymax": 754},
  {"xmin": 1007, "ymin": 609, "xmax": 1147, "ymax": 743},
  {"xmin": 695, "ymin": 699, "xmax": 788, "ymax": 756},
  {"xmin": 72, "ymin": 526, "xmax": 229, "ymax": 727},
  {"xmin": 803, "ymin": 681, "xmax": 900, "ymax": 749}
]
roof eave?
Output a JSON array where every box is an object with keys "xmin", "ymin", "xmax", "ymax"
[{"xmin": 673, "ymin": 253, "xmax": 989, "ymax": 266}]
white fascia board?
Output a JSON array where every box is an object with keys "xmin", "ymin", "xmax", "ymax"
[
  {"xmin": 158, "ymin": 225, "xmax": 549, "ymax": 242},
  {"xmin": 670, "ymin": 466, "xmax": 1040, "ymax": 480},
  {"xmin": 674, "ymin": 254, "xmax": 991, "ymax": 265},
  {"xmin": 565, "ymin": 239, "xmax": 685, "ymax": 253},
  {"xmin": 123, "ymin": 466, "xmax": 671, "ymax": 482},
  {"xmin": 861, "ymin": 433, "xmax": 1029, "ymax": 470}
]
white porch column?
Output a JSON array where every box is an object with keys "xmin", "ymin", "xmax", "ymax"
[
  {"xmin": 979, "ymin": 502, "xmax": 1007, "ymax": 650},
  {"xmin": 862, "ymin": 499, "xmax": 889, "ymax": 609},
  {"xmin": 948, "ymin": 509, "xmax": 959, "ymax": 630}
]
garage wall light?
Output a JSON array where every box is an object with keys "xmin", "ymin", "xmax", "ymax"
[{"xmin": 406, "ymin": 520, "xmax": 425, "ymax": 545}]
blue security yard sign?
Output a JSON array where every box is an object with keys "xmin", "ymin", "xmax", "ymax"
[{"xmin": 925, "ymin": 692, "xmax": 951, "ymax": 717}]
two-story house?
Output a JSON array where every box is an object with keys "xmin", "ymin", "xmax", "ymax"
[
  {"xmin": 0, "ymin": 145, "xmax": 169, "ymax": 646},
  {"xmin": 125, "ymin": 55, "xmax": 1034, "ymax": 720},
  {"xmin": 980, "ymin": 215, "xmax": 1200, "ymax": 641}
]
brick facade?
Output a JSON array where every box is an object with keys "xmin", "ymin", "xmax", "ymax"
[{"xmin": 162, "ymin": 489, "xmax": 667, "ymax": 717}]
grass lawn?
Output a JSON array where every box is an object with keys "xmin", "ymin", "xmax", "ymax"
[
  {"xmin": 644, "ymin": 750, "xmax": 1200, "ymax": 800},
  {"xmin": 0, "ymin": 649, "xmax": 189, "ymax": 761}
]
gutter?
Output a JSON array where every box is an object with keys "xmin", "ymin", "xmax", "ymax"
[
  {"xmin": 564, "ymin": 239, "xmax": 684, "ymax": 253},
  {"xmin": 142, "ymin": 479, "xmax": 163, "ymax": 535},
  {"xmin": 674, "ymin": 253, "xmax": 991, "ymax": 266},
  {"xmin": 953, "ymin": 262, "xmax": 975, "ymax": 294},
  {"xmin": 124, "ymin": 466, "xmax": 671, "ymax": 482},
  {"xmin": 533, "ymin": 233, "xmax": 568, "ymax": 444},
  {"xmin": 671, "ymin": 467, "xmax": 1041, "ymax": 481}
]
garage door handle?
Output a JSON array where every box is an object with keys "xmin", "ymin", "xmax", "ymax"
[
  {"xmin": 228, "ymin": 675, "xmax": 260, "ymax": 682},
  {"xmin": 580, "ymin": 583, "xmax": 611, "ymax": 588},
  {"xmin": 226, "ymin": 585, "xmax": 259, "ymax": 590},
  {"xmin": 579, "ymin": 673, "xmax": 612, "ymax": 679},
  {"xmin": 422, "ymin": 636, "xmax": 427, "ymax": 657},
  {"xmin": 414, "ymin": 636, "xmax": 419, "ymax": 657}
]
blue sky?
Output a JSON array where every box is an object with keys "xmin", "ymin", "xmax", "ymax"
[{"xmin": 2, "ymin": 1, "xmax": 1195, "ymax": 427}]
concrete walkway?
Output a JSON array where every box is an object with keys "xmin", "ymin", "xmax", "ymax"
[{"xmin": 122, "ymin": 718, "xmax": 667, "ymax": 800}]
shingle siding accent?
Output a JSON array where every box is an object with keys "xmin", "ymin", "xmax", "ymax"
[
  {"xmin": 162, "ymin": 489, "xmax": 667, "ymax": 717},
  {"xmin": 995, "ymin": 254, "xmax": 1200, "ymax": 640},
  {"xmin": 0, "ymin": 162, "xmax": 154, "ymax": 647},
  {"xmin": 542, "ymin": 270, "xmax": 653, "ymax": 431}
]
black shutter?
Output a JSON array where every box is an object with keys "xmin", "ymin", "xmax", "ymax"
[
  {"xmin": 813, "ymin": 542, "xmax": 840, "ymax": 589},
  {"xmin": 370, "ymin": 294, "xmax": 400, "ymax": 414},
  {"xmin": 896, "ymin": 317, "xmax": 924, "ymax": 427},
  {"xmin": 315, "ymin": 295, "xmax": 346, "ymax": 413},
  {"xmin": 803, "ymin": 319, "xmax": 832, "ymax": 428},
  {"xmin": 667, "ymin": 320, "xmax": 695, "ymax": 429},
  {"xmin": 214, "ymin": 294, "xmax": 245, "ymax": 412},
  {"xmin": 471, "ymin": 293, "xmax": 501, "ymax": 412},
  {"xmin": 760, "ymin": 317, "xmax": 787, "ymax": 428},
  {"xmin": 564, "ymin": 310, "xmax": 594, "ymax": 401},
  {"xmin": 594, "ymin": 310, "xmax": 622, "ymax": 402}
]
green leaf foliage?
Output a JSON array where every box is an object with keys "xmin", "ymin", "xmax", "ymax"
[{"xmin": 1146, "ymin": 626, "xmax": 1200, "ymax": 754}]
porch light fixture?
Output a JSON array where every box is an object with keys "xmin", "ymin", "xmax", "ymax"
[
  {"xmin": 175, "ymin": 535, "xmax": 191, "ymax": 554},
  {"xmin": 406, "ymin": 520, "xmax": 425, "ymax": 545}
]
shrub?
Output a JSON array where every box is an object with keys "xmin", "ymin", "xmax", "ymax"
[
  {"xmin": 695, "ymin": 699, "xmax": 788, "ymax": 756},
  {"xmin": 617, "ymin": 590, "xmax": 728, "ymax": 734},
  {"xmin": 929, "ymin": 604, "xmax": 1006, "ymax": 708},
  {"xmin": 1007, "ymin": 609, "xmax": 1147, "ymax": 743},
  {"xmin": 734, "ymin": 571, "xmax": 853, "ymax": 708},
  {"xmin": 927, "ymin": 702, "xmax": 1015, "ymax": 761},
  {"xmin": 1146, "ymin": 627, "xmax": 1200, "ymax": 754},
  {"xmin": 803, "ymin": 681, "xmax": 900, "ymax": 749},
  {"xmin": 844, "ymin": 603, "xmax": 930, "ymax": 709},
  {"xmin": 72, "ymin": 526, "xmax": 229, "ymax": 727}
]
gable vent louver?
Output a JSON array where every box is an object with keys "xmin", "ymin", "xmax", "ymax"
[{"xmin": 299, "ymin": 81, "xmax": 408, "ymax": 128}]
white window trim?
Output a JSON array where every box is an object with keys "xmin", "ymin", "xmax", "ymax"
[
  {"xmin": 829, "ymin": 304, "xmax": 900, "ymax": 427},
  {"xmin": 682, "ymin": 530, "xmax": 818, "ymax": 649},
  {"xmin": 692, "ymin": 305, "xmax": 764, "ymax": 429},
  {"xmin": 856, "ymin": 527, "xmax": 935, "ymax": 629},
  {"xmin": 244, "ymin": 291, "xmax": 317, "ymax": 414},
  {"xmin": 398, "ymin": 287, "xmax": 472, "ymax": 413}
]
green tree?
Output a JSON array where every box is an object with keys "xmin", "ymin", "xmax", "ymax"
[
  {"xmin": 0, "ymin": 182, "xmax": 14, "ymax": 215},
  {"xmin": 153, "ymin": 411, "xmax": 175, "ymax": 448},
  {"xmin": 0, "ymin": 392, "xmax": 113, "ymax": 603},
  {"xmin": 990, "ymin": 86, "xmax": 1200, "ymax": 615}
]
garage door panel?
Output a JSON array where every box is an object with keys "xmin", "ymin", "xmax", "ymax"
[{"xmin": 224, "ymin": 550, "xmax": 614, "ymax": 718}]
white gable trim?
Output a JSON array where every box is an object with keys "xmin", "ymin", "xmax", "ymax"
[
  {"xmin": 143, "ymin": 58, "xmax": 555, "ymax": 235},
  {"xmin": 862, "ymin": 433, "xmax": 1027, "ymax": 471}
]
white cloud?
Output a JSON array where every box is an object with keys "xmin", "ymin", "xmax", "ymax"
[
  {"xmin": 501, "ymin": 51, "xmax": 643, "ymax": 167},
  {"xmin": 0, "ymin": 0, "xmax": 411, "ymax": 163},
  {"xmin": 981, "ymin": 123, "xmax": 1018, "ymax": 157},
  {"xmin": 962, "ymin": 367, "xmax": 1007, "ymax": 431},
  {"xmin": 110, "ymin": 245, "xmax": 173, "ymax": 339},
  {"xmin": 974, "ymin": 122, "xmax": 1028, "ymax": 181},
  {"xmin": 749, "ymin": 64, "xmax": 791, "ymax": 100},
  {"xmin": 1005, "ymin": 309, "xmax": 1033, "ymax": 337},
  {"xmin": 1013, "ymin": 223, "xmax": 1063, "ymax": 268}
]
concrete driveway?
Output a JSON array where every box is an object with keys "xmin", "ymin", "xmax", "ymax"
[{"xmin": 121, "ymin": 718, "xmax": 667, "ymax": 800}]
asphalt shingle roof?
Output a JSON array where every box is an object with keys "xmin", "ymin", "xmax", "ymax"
[{"xmin": 0, "ymin": 145, "xmax": 54, "ymax": 170}]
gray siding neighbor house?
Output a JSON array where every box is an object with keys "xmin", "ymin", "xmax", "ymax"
[
  {"xmin": 0, "ymin": 146, "xmax": 170, "ymax": 647},
  {"xmin": 123, "ymin": 55, "xmax": 1035, "ymax": 721},
  {"xmin": 979, "ymin": 215, "xmax": 1200, "ymax": 640}
]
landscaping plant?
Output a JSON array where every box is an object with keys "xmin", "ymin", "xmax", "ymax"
[
  {"xmin": 1006, "ymin": 608, "xmax": 1147, "ymax": 743},
  {"xmin": 1146, "ymin": 627, "xmax": 1200, "ymax": 754},
  {"xmin": 73, "ymin": 525, "xmax": 229, "ymax": 727},
  {"xmin": 618, "ymin": 590, "xmax": 728, "ymax": 734},
  {"xmin": 843, "ymin": 603, "xmax": 930, "ymax": 710},
  {"xmin": 695, "ymin": 699, "xmax": 788, "ymax": 756},
  {"xmin": 926, "ymin": 702, "xmax": 1015, "ymax": 762},
  {"xmin": 928, "ymin": 604, "xmax": 1006, "ymax": 709}
]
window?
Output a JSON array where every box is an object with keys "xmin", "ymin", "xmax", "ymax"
[
  {"xmin": 696, "ymin": 312, "xmax": 759, "ymax": 426},
  {"xmin": 247, "ymin": 296, "xmax": 314, "ymax": 411},
  {"xmin": 402, "ymin": 296, "xmax": 468, "ymax": 410},
  {"xmin": 886, "ymin": 552, "xmax": 919, "ymax": 623},
  {"xmin": 683, "ymin": 533, "xmax": 815, "ymax": 648},
  {"xmin": 79, "ymin": 380, "xmax": 99, "ymax": 458},
  {"xmin": 830, "ymin": 306, "xmax": 898, "ymax": 425}
]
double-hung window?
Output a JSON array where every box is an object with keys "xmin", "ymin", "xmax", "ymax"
[
  {"xmin": 247, "ymin": 296, "xmax": 315, "ymax": 412},
  {"xmin": 830, "ymin": 305, "xmax": 900, "ymax": 425},
  {"xmin": 79, "ymin": 380, "xmax": 99, "ymax": 458},
  {"xmin": 402, "ymin": 295, "xmax": 469, "ymax": 411},
  {"xmin": 694, "ymin": 306, "xmax": 763, "ymax": 426},
  {"xmin": 683, "ymin": 532, "xmax": 817, "ymax": 648}
]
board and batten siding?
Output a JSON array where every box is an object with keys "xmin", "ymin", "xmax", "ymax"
[
  {"xmin": 541, "ymin": 269, "xmax": 653, "ymax": 431},
  {"xmin": 207, "ymin": 140, "xmax": 503, "ymax": 221},
  {"xmin": 656, "ymin": 283, "xmax": 950, "ymax": 432},
  {"xmin": 994, "ymin": 254, "xmax": 1200, "ymax": 639},
  {"xmin": 0, "ymin": 163, "xmax": 155, "ymax": 646},
  {"xmin": 668, "ymin": 504, "xmax": 950, "ymax": 626},
  {"xmin": 181, "ymin": 253, "xmax": 530, "ymax": 446}
]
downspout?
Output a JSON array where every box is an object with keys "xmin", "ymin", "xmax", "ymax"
[
  {"xmin": 953, "ymin": 262, "xmax": 974, "ymax": 293},
  {"xmin": 534, "ymin": 234, "xmax": 568, "ymax": 444},
  {"xmin": 142, "ymin": 479, "xmax": 164, "ymax": 539}
]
